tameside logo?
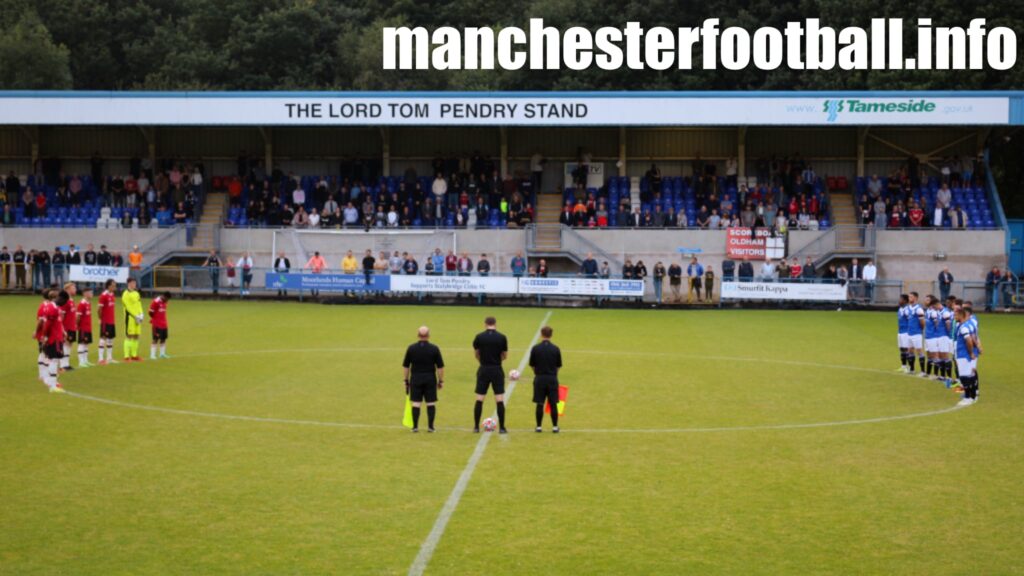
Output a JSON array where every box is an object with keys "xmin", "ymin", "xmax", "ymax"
[{"xmin": 822, "ymin": 99, "xmax": 936, "ymax": 123}]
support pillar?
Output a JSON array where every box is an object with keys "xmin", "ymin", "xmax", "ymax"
[{"xmin": 618, "ymin": 126, "xmax": 627, "ymax": 176}]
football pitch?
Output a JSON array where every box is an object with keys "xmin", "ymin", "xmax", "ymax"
[{"xmin": 1, "ymin": 296, "xmax": 1022, "ymax": 575}]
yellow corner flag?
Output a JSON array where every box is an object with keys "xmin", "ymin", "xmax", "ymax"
[{"xmin": 402, "ymin": 395, "xmax": 414, "ymax": 428}]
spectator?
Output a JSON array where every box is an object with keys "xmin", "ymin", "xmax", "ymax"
[
  {"xmin": 760, "ymin": 260, "xmax": 776, "ymax": 282},
  {"xmin": 274, "ymin": 251, "xmax": 293, "ymax": 298},
  {"xmin": 343, "ymin": 202, "xmax": 359, "ymax": 227},
  {"xmin": 432, "ymin": 173, "xmax": 447, "ymax": 207},
  {"xmin": 622, "ymin": 259, "xmax": 634, "ymax": 279},
  {"xmin": 721, "ymin": 258, "xmax": 735, "ymax": 282},
  {"xmin": 801, "ymin": 257, "xmax": 816, "ymax": 281},
  {"xmin": 778, "ymin": 259, "xmax": 790, "ymax": 281},
  {"xmin": 359, "ymin": 249, "xmax": 375, "ymax": 288},
  {"xmin": 388, "ymin": 251, "xmax": 404, "ymax": 277},
  {"xmin": 908, "ymin": 201, "xmax": 924, "ymax": 227},
  {"xmin": 97, "ymin": 245, "xmax": 112, "ymax": 266},
  {"xmin": 292, "ymin": 206, "xmax": 309, "ymax": 228},
  {"xmin": 530, "ymin": 151, "xmax": 545, "ymax": 192},
  {"xmin": 867, "ymin": 174, "xmax": 882, "ymax": 198},
  {"xmin": 863, "ymin": 259, "xmax": 877, "ymax": 302},
  {"xmin": 51, "ymin": 247, "xmax": 65, "ymax": 285},
  {"xmin": 873, "ymin": 196, "xmax": 887, "ymax": 228},
  {"xmin": 1000, "ymin": 269, "xmax": 1018, "ymax": 311},
  {"xmin": 457, "ymin": 252, "xmax": 473, "ymax": 277},
  {"xmin": 430, "ymin": 249, "xmax": 445, "ymax": 276},
  {"xmin": 738, "ymin": 260, "xmax": 754, "ymax": 282},
  {"xmin": 292, "ymin": 187, "xmax": 306, "ymax": 207},
  {"xmin": 202, "ymin": 250, "xmax": 221, "ymax": 295},
  {"xmin": 308, "ymin": 208, "xmax": 321, "ymax": 228},
  {"xmin": 237, "ymin": 252, "xmax": 253, "ymax": 295},
  {"xmin": 342, "ymin": 250, "xmax": 359, "ymax": 277},
  {"xmin": 536, "ymin": 259, "xmax": 549, "ymax": 277},
  {"xmin": 984, "ymin": 266, "xmax": 1001, "ymax": 312},
  {"xmin": 686, "ymin": 256, "xmax": 704, "ymax": 303},
  {"xmin": 652, "ymin": 261, "xmax": 666, "ymax": 304},
  {"xmin": 949, "ymin": 205, "xmax": 967, "ymax": 229},
  {"xmin": 13, "ymin": 245, "xmax": 27, "ymax": 289},
  {"xmin": 938, "ymin": 267, "xmax": 954, "ymax": 302},
  {"xmin": 445, "ymin": 251, "xmax": 458, "ymax": 276},
  {"xmin": 580, "ymin": 252, "xmax": 598, "ymax": 277},
  {"xmin": 510, "ymin": 252, "xmax": 527, "ymax": 278},
  {"xmin": 668, "ymin": 260, "xmax": 683, "ymax": 303},
  {"xmin": 936, "ymin": 184, "xmax": 952, "ymax": 210},
  {"xmin": 702, "ymin": 264, "xmax": 715, "ymax": 303},
  {"xmin": 35, "ymin": 249, "xmax": 51, "ymax": 289},
  {"xmin": 477, "ymin": 253, "xmax": 490, "ymax": 276},
  {"xmin": 786, "ymin": 258, "xmax": 801, "ymax": 280},
  {"xmin": 0, "ymin": 246, "xmax": 9, "ymax": 289},
  {"xmin": 129, "ymin": 245, "xmax": 143, "ymax": 271},
  {"xmin": 402, "ymin": 252, "xmax": 419, "ymax": 276}
]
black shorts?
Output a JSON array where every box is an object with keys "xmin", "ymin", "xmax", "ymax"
[
  {"xmin": 409, "ymin": 376, "xmax": 438, "ymax": 403},
  {"xmin": 66, "ymin": 330, "xmax": 77, "ymax": 343},
  {"xmin": 475, "ymin": 366, "xmax": 505, "ymax": 395},
  {"xmin": 79, "ymin": 332, "xmax": 93, "ymax": 344},
  {"xmin": 101, "ymin": 324, "xmax": 116, "ymax": 339},
  {"xmin": 44, "ymin": 342, "xmax": 63, "ymax": 360},
  {"xmin": 532, "ymin": 377, "xmax": 560, "ymax": 405},
  {"xmin": 152, "ymin": 327, "xmax": 169, "ymax": 341}
]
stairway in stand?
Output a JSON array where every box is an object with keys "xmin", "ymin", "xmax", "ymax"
[
  {"xmin": 829, "ymin": 192, "xmax": 861, "ymax": 250},
  {"xmin": 190, "ymin": 193, "xmax": 227, "ymax": 252},
  {"xmin": 533, "ymin": 194, "xmax": 564, "ymax": 250}
]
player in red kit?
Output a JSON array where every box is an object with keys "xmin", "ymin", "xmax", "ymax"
[
  {"xmin": 34, "ymin": 288, "xmax": 54, "ymax": 382},
  {"xmin": 60, "ymin": 282, "xmax": 78, "ymax": 372},
  {"xmin": 76, "ymin": 287, "xmax": 95, "ymax": 367},
  {"xmin": 41, "ymin": 290, "xmax": 68, "ymax": 393},
  {"xmin": 97, "ymin": 279, "xmax": 118, "ymax": 365},
  {"xmin": 149, "ymin": 291, "xmax": 172, "ymax": 360}
]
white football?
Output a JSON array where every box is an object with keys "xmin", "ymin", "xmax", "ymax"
[{"xmin": 508, "ymin": 369, "xmax": 521, "ymax": 381}]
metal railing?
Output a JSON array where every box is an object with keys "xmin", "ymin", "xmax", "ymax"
[
  {"xmin": 789, "ymin": 224, "xmax": 876, "ymax": 268},
  {"xmin": 525, "ymin": 224, "xmax": 621, "ymax": 270}
]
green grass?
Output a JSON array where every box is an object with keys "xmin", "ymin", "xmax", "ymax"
[{"xmin": 1, "ymin": 296, "xmax": 1021, "ymax": 575}]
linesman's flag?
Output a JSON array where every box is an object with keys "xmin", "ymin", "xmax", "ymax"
[
  {"xmin": 402, "ymin": 395, "xmax": 414, "ymax": 428},
  {"xmin": 544, "ymin": 385, "xmax": 569, "ymax": 416}
]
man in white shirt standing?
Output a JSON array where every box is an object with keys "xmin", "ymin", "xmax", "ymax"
[
  {"xmin": 863, "ymin": 259, "xmax": 878, "ymax": 303},
  {"xmin": 760, "ymin": 260, "xmax": 777, "ymax": 282},
  {"xmin": 432, "ymin": 173, "xmax": 447, "ymax": 211}
]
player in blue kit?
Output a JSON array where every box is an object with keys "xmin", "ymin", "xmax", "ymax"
[
  {"xmin": 924, "ymin": 295, "xmax": 953, "ymax": 382},
  {"xmin": 953, "ymin": 306, "xmax": 979, "ymax": 406},
  {"xmin": 896, "ymin": 294, "xmax": 912, "ymax": 373},
  {"xmin": 905, "ymin": 292, "xmax": 926, "ymax": 376}
]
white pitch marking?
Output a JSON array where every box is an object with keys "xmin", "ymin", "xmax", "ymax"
[{"xmin": 406, "ymin": 310, "xmax": 552, "ymax": 576}]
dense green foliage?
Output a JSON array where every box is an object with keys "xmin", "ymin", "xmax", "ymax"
[{"xmin": 0, "ymin": 0, "xmax": 1020, "ymax": 91}]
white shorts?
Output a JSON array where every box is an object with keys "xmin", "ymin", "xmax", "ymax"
[
  {"xmin": 956, "ymin": 358, "xmax": 975, "ymax": 378},
  {"xmin": 906, "ymin": 334, "xmax": 923, "ymax": 350},
  {"xmin": 898, "ymin": 333, "xmax": 910, "ymax": 348},
  {"xmin": 938, "ymin": 337, "xmax": 952, "ymax": 355},
  {"xmin": 925, "ymin": 338, "xmax": 942, "ymax": 354}
]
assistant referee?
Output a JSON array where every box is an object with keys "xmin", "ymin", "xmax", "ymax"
[
  {"xmin": 529, "ymin": 326, "xmax": 562, "ymax": 433},
  {"xmin": 472, "ymin": 316, "xmax": 509, "ymax": 433},
  {"xmin": 403, "ymin": 326, "xmax": 445, "ymax": 433}
]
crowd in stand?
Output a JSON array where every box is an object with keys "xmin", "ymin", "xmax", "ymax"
[
  {"xmin": 559, "ymin": 154, "xmax": 831, "ymax": 231},
  {"xmin": 225, "ymin": 150, "xmax": 537, "ymax": 229},
  {"xmin": 854, "ymin": 155, "xmax": 993, "ymax": 230},
  {"xmin": 0, "ymin": 154, "xmax": 205, "ymax": 228}
]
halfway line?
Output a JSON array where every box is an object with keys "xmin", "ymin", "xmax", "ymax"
[{"xmin": 407, "ymin": 310, "xmax": 551, "ymax": 576}]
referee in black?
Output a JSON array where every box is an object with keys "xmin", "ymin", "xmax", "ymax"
[
  {"xmin": 403, "ymin": 326, "xmax": 445, "ymax": 433},
  {"xmin": 472, "ymin": 316, "xmax": 509, "ymax": 433},
  {"xmin": 529, "ymin": 325, "xmax": 562, "ymax": 433}
]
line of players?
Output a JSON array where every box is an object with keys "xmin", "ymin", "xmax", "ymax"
[
  {"xmin": 33, "ymin": 277, "xmax": 173, "ymax": 393},
  {"xmin": 897, "ymin": 291, "xmax": 982, "ymax": 406}
]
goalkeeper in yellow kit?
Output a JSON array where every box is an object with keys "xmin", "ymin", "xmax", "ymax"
[{"xmin": 121, "ymin": 277, "xmax": 144, "ymax": 362}]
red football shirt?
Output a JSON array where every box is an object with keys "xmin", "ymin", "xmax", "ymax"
[
  {"xmin": 77, "ymin": 299, "xmax": 93, "ymax": 334},
  {"xmin": 45, "ymin": 302, "xmax": 65, "ymax": 343},
  {"xmin": 149, "ymin": 297, "xmax": 168, "ymax": 329},
  {"xmin": 62, "ymin": 299, "xmax": 76, "ymax": 332},
  {"xmin": 35, "ymin": 300, "xmax": 48, "ymax": 341},
  {"xmin": 98, "ymin": 291, "xmax": 116, "ymax": 325}
]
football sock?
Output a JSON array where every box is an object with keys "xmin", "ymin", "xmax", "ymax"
[
  {"xmin": 496, "ymin": 401, "xmax": 506, "ymax": 429},
  {"xmin": 151, "ymin": 344, "xmax": 157, "ymax": 358},
  {"xmin": 411, "ymin": 406, "xmax": 421, "ymax": 428},
  {"xmin": 123, "ymin": 339, "xmax": 132, "ymax": 359},
  {"xmin": 899, "ymin": 350, "xmax": 907, "ymax": 367},
  {"xmin": 427, "ymin": 405, "xmax": 436, "ymax": 428},
  {"xmin": 37, "ymin": 352, "xmax": 47, "ymax": 380},
  {"xmin": 131, "ymin": 340, "xmax": 140, "ymax": 358},
  {"xmin": 550, "ymin": 405, "xmax": 559, "ymax": 427},
  {"xmin": 918, "ymin": 356, "xmax": 926, "ymax": 372},
  {"xmin": 907, "ymin": 356, "xmax": 915, "ymax": 372},
  {"xmin": 46, "ymin": 361, "xmax": 58, "ymax": 388},
  {"xmin": 473, "ymin": 400, "xmax": 483, "ymax": 428},
  {"xmin": 535, "ymin": 404, "xmax": 544, "ymax": 427},
  {"xmin": 160, "ymin": 343, "xmax": 166, "ymax": 356},
  {"xmin": 61, "ymin": 344, "xmax": 70, "ymax": 368}
]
